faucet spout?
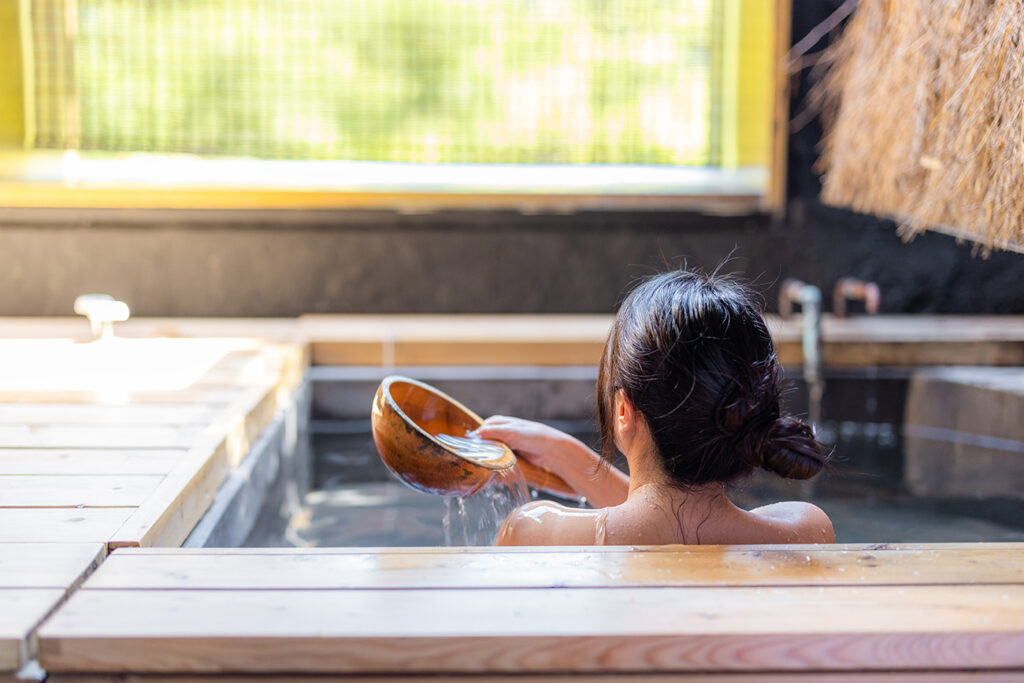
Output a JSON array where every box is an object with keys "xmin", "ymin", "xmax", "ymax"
[
  {"xmin": 833, "ymin": 278, "xmax": 881, "ymax": 318},
  {"xmin": 779, "ymin": 279, "xmax": 824, "ymax": 427}
]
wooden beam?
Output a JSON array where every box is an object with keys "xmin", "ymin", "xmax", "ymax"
[
  {"xmin": 0, "ymin": 449, "xmax": 182, "ymax": 476},
  {"xmin": 41, "ymin": 674, "xmax": 1024, "ymax": 683},
  {"xmin": 0, "ymin": 0, "xmax": 27, "ymax": 149},
  {"xmin": 87, "ymin": 545, "xmax": 1024, "ymax": 590},
  {"xmin": 0, "ymin": 508, "xmax": 132, "ymax": 543},
  {"xmin": 0, "ymin": 588, "xmax": 64, "ymax": 671},
  {"xmin": 767, "ymin": 0, "xmax": 792, "ymax": 216},
  {"xmin": 0, "ymin": 542, "xmax": 104, "ymax": 589},
  {"xmin": 0, "ymin": 475, "xmax": 162, "ymax": 508},
  {"xmin": 37, "ymin": 585, "xmax": 1024, "ymax": 673}
]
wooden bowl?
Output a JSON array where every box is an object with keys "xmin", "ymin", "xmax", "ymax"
[{"xmin": 371, "ymin": 375, "xmax": 576, "ymax": 499}]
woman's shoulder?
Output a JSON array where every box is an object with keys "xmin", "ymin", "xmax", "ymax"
[
  {"xmin": 747, "ymin": 501, "xmax": 836, "ymax": 544},
  {"xmin": 495, "ymin": 500, "xmax": 605, "ymax": 546}
]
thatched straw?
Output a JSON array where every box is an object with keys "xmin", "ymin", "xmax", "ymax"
[{"xmin": 815, "ymin": 0, "xmax": 1024, "ymax": 254}]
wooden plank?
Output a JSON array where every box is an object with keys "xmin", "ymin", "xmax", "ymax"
[
  {"xmin": 0, "ymin": 543, "xmax": 105, "ymax": 588},
  {"xmin": 0, "ymin": 339, "xmax": 256, "ymax": 395},
  {"xmin": 42, "ymin": 674, "xmax": 1024, "ymax": 683},
  {"xmin": 307, "ymin": 314, "xmax": 1024, "ymax": 367},
  {"xmin": 0, "ymin": 404, "xmax": 221, "ymax": 426},
  {"xmin": 86, "ymin": 546, "xmax": 1024, "ymax": 590},
  {"xmin": 0, "ymin": 425, "xmax": 199, "ymax": 449},
  {"xmin": 106, "ymin": 437, "xmax": 230, "ymax": 550},
  {"xmin": 0, "ymin": 589, "xmax": 64, "ymax": 671},
  {"xmin": 0, "ymin": 317, "xmax": 298, "ymax": 343},
  {"xmin": 393, "ymin": 340, "xmax": 605, "ymax": 367},
  {"xmin": 37, "ymin": 585, "xmax": 1024, "ymax": 673},
  {"xmin": 109, "ymin": 357, "xmax": 302, "ymax": 548},
  {"xmin": 0, "ymin": 475, "xmax": 163, "ymax": 508},
  {"xmin": 303, "ymin": 314, "xmax": 612, "ymax": 366},
  {"xmin": 905, "ymin": 368, "xmax": 1024, "ymax": 497},
  {"xmin": 312, "ymin": 339, "xmax": 607, "ymax": 366},
  {"xmin": 0, "ymin": 450, "xmax": 183, "ymax": 475},
  {"xmin": 769, "ymin": 316, "xmax": 1024, "ymax": 344},
  {"xmin": 766, "ymin": 0, "xmax": 791, "ymax": 217},
  {"xmin": 118, "ymin": 542, "xmax": 1024, "ymax": 555},
  {"xmin": 0, "ymin": 509, "xmax": 133, "ymax": 543},
  {"xmin": 824, "ymin": 341, "xmax": 1024, "ymax": 368},
  {"xmin": 0, "ymin": 388, "xmax": 246, "ymax": 406}
]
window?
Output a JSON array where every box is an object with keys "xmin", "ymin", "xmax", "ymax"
[{"xmin": 0, "ymin": 0, "xmax": 781, "ymax": 211}]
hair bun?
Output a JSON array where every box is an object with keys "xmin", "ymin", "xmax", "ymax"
[{"xmin": 759, "ymin": 417, "xmax": 828, "ymax": 480}]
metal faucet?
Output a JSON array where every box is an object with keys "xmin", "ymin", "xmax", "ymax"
[
  {"xmin": 779, "ymin": 279, "xmax": 824, "ymax": 428},
  {"xmin": 833, "ymin": 278, "xmax": 881, "ymax": 318},
  {"xmin": 74, "ymin": 294, "xmax": 130, "ymax": 341}
]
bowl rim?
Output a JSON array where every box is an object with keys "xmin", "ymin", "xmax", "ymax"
[{"xmin": 378, "ymin": 374, "xmax": 517, "ymax": 472}]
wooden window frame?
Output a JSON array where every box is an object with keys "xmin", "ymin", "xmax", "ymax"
[{"xmin": 0, "ymin": 0, "xmax": 791, "ymax": 217}]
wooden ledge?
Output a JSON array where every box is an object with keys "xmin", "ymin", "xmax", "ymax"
[
  {"xmin": 0, "ymin": 543, "xmax": 104, "ymax": 672},
  {"xmin": 3, "ymin": 314, "xmax": 1024, "ymax": 368},
  {"xmin": 36, "ymin": 544, "xmax": 1024, "ymax": 675}
]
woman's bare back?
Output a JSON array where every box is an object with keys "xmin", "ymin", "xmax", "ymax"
[{"xmin": 496, "ymin": 484, "xmax": 834, "ymax": 546}]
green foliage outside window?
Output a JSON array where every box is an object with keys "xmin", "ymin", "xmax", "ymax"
[{"xmin": 31, "ymin": 0, "xmax": 716, "ymax": 165}]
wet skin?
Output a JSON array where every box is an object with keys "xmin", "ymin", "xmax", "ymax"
[{"xmin": 477, "ymin": 398, "xmax": 835, "ymax": 547}]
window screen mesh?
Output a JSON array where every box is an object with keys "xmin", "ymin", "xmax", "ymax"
[{"xmin": 27, "ymin": 0, "xmax": 719, "ymax": 165}]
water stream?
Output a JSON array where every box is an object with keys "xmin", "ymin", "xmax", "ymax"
[{"xmin": 441, "ymin": 465, "xmax": 531, "ymax": 545}]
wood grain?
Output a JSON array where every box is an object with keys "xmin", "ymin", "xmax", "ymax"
[
  {"xmin": 110, "ymin": 355, "xmax": 303, "ymax": 548},
  {"xmin": 0, "ymin": 404, "xmax": 220, "ymax": 426},
  {"xmin": 0, "ymin": 475, "xmax": 163, "ymax": 508},
  {"xmin": 0, "ymin": 543, "xmax": 105, "ymax": 588},
  {"xmin": 42, "ymin": 673, "xmax": 1024, "ymax": 683},
  {"xmin": 117, "ymin": 542, "xmax": 1024, "ymax": 555},
  {"xmin": 0, "ymin": 509, "xmax": 133, "ymax": 543},
  {"xmin": 86, "ymin": 546, "xmax": 1024, "ymax": 589},
  {"xmin": 0, "ymin": 588, "xmax": 64, "ymax": 671},
  {"xmin": 0, "ymin": 426, "xmax": 198, "ymax": 449},
  {"xmin": 0, "ymin": 388, "xmax": 245, "ymax": 405},
  {"xmin": 37, "ymin": 585, "xmax": 1024, "ymax": 673},
  {"xmin": 0, "ymin": 450, "xmax": 183, "ymax": 475}
]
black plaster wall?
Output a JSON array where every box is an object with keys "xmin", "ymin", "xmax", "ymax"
[
  {"xmin": 0, "ymin": 0, "xmax": 1021, "ymax": 317},
  {"xmin": 0, "ymin": 209, "xmax": 768, "ymax": 316}
]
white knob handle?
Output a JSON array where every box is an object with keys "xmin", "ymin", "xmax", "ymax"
[{"xmin": 74, "ymin": 294, "xmax": 130, "ymax": 340}]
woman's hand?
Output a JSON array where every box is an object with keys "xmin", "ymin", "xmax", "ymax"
[
  {"xmin": 474, "ymin": 415, "xmax": 630, "ymax": 507},
  {"xmin": 472, "ymin": 416, "xmax": 572, "ymax": 473}
]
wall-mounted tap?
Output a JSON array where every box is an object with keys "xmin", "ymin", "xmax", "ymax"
[
  {"xmin": 779, "ymin": 279, "xmax": 824, "ymax": 428},
  {"xmin": 74, "ymin": 294, "xmax": 130, "ymax": 341},
  {"xmin": 833, "ymin": 278, "xmax": 881, "ymax": 318}
]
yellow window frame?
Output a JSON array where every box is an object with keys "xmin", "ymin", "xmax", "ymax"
[{"xmin": 0, "ymin": 0, "xmax": 790, "ymax": 215}]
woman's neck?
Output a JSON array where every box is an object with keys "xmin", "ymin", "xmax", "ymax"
[{"xmin": 624, "ymin": 444, "xmax": 729, "ymax": 506}]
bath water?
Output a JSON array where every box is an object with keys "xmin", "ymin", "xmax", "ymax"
[{"xmin": 442, "ymin": 467, "xmax": 530, "ymax": 545}]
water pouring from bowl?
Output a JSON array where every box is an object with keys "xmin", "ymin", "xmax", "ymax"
[{"xmin": 370, "ymin": 375, "xmax": 577, "ymax": 500}]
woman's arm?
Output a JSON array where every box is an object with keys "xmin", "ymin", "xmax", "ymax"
[{"xmin": 475, "ymin": 416, "xmax": 629, "ymax": 507}]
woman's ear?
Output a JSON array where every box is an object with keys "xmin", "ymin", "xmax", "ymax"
[{"xmin": 613, "ymin": 389, "xmax": 637, "ymax": 450}]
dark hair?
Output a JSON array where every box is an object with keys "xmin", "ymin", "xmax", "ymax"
[{"xmin": 597, "ymin": 270, "xmax": 827, "ymax": 486}]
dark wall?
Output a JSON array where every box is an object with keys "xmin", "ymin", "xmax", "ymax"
[
  {"xmin": 1, "ymin": 0, "xmax": 1021, "ymax": 317},
  {"xmin": 0, "ymin": 209, "xmax": 768, "ymax": 316}
]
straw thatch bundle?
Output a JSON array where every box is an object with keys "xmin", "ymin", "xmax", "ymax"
[{"xmin": 816, "ymin": 0, "xmax": 1024, "ymax": 253}]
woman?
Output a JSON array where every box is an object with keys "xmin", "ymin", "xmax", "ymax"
[{"xmin": 476, "ymin": 270, "xmax": 834, "ymax": 546}]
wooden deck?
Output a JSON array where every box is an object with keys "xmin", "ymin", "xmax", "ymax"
[
  {"xmin": 35, "ymin": 544, "xmax": 1024, "ymax": 678},
  {"xmin": 0, "ymin": 543, "xmax": 103, "ymax": 672},
  {"xmin": 0, "ymin": 315, "xmax": 1023, "ymax": 679},
  {"xmin": 0, "ymin": 334, "xmax": 306, "ymax": 672}
]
